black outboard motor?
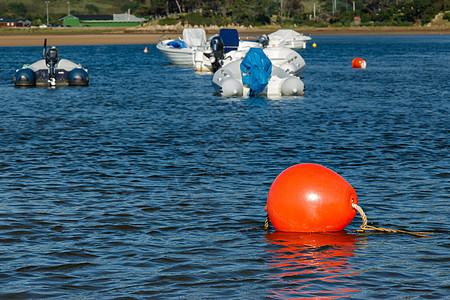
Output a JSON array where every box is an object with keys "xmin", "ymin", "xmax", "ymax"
[
  {"xmin": 45, "ymin": 46, "xmax": 59, "ymax": 84},
  {"xmin": 210, "ymin": 36, "xmax": 224, "ymax": 73},
  {"xmin": 258, "ymin": 34, "xmax": 269, "ymax": 48}
]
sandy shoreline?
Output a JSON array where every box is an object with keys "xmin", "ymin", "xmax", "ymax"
[
  {"xmin": 0, "ymin": 34, "xmax": 164, "ymax": 46},
  {"xmin": 0, "ymin": 26, "xmax": 448, "ymax": 46}
]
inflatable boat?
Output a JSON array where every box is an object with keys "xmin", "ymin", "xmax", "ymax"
[
  {"xmin": 212, "ymin": 48, "xmax": 304, "ymax": 98},
  {"xmin": 14, "ymin": 41, "xmax": 89, "ymax": 87}
]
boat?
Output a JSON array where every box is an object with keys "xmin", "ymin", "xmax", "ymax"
[
  {"xmin": 14, "ymin": 40, "xmax": 89, "ymax": 87},
  {"xmin": 267, "ymin": 29, "xmax": 312, "ymax": 49},
  {"xmin": 157, "ymin": 28, "xmax": 309, "ymax": 75},
  {"xmin": 212, "ymin": 48, "xmax": 304, "ymax": 98},
  {"xmin": 194, "ymin": 28, "xmax": 267, "ymax": 72},
  {"xmin": 156, "ymin": 28, "xmax": 208, "ymax": 65},
  {"xmin": 195, "ymin": 29, "xmax": 306, "ymax": 75}
]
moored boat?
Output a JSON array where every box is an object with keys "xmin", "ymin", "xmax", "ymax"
[
  {"xmin": 212, "ymin": 48, "xmax": 304, "ymax": 98},
  {"xmin": 156, "ymin": 28, "xmax": 208, "ymax": 65},
  {"xmin": 267, "ymin": 29, "xmax": 312, "ymax": 49},
  {"xmin": 194, "ymin": 28, "xmax": 265, "ymax": 72},
  {"xmin": 14, "ymin": 41, "xmax": 89, "ymax": 87},
  {"xmin": 195, "ymin": 30, "xmax": 306, "ymax": 75}
]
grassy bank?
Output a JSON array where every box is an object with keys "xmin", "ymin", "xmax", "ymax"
[{"xmin": 1, "ymin": 23, "xmax": 449, "ymax": 37}]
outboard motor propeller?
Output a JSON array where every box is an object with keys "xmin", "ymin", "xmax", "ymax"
[
  {"xmin": 45, "ymin": 46, "xmax": 59, "ymax": 85},
  {"xmin": 258, "ymin": 34, "xmax": 269, "ymax": 48},
  {"xmin": 210, "ymin": 36, "xmax": 224, "ymax": 73}
]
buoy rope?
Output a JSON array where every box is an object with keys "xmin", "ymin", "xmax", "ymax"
[
  {"xmin": 264, "ymin": 205, "xmax": 430, "ymax": 237},
  {"xmin": 264, "ymin": 214, "xmax": 270, "ymax": 231},
  {"xmin": 351, "ymin": 203, "xmax": 430, "ymax": 237}
]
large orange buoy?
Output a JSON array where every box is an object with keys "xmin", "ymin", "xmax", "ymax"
[
  {"xmin": 265, "ymin": 163, "xmax": 357, "ymax": 232},
  {"xmin": 143, "ymin": 47, "xmax": 148, "ymax": 53},
  {"xmin": 352, "ymin": 57, "xmax": 366, "ymax": 69}
]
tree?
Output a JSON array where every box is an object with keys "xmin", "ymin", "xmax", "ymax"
[
  {"xmin": 7, "ymin": 2, "xmax": 27, "ymax": 18},
  {"xmin": 121, "ymin": 2, "xmax": 140, "ymax": 14},
  {"xmin": 284, "ymin": 0, "xmax": 305, "ymax": 17}
]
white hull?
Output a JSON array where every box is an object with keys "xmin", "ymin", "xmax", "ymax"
[
  {"xmin": 212, "ymin": 60, "xmax": 304, "ymax": 98},
  {"xmin": 156, "ymin": 41, "xmax": 195, "ymax": 65},
  {"xmin": 156, "ymin": 28, "xmax": 208, "ymax": 65}
]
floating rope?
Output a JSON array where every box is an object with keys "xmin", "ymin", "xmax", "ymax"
[{"xmin": 351, "ymin": 203, "xmax": 430, "ymax": 237}]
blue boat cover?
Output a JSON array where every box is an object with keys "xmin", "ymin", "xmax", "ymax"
[
  {"xmin": 220, "ymin": 29, "xmax": 239, "ymax": 53},
  {"xmin": 167, "ymin": 40, "xmax": 187, "ymax": 48},
  {"xmin": 240, "ymin": 48, "xmax": 272, "ymax": 96}
]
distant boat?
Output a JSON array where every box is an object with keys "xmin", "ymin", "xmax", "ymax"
[
  {"xmin": 267, "ymin": 29, "xmax": 312, "ymax": 49},
  {"xmin": 14, "ymin": 40, "xmax": 89, "ymax": 87}
]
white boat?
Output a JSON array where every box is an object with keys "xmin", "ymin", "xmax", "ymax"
[
  {"xmin": 267, "ymin": 29, "xmax": 312, "ymax": 49},
  {"xmin": 194, "ymin": 28, "xmax": 264, "ymax": 72},
  {"xmin": 212, "ymin": 48, "xmax": 304, "ymax": 98},
  {"xmin": 195, "ymin": 31, "xmax": 306, "ymax": 75},
  {"xmin": 157, "ymin": 28, "xmax": 309, "ymax": 75},
  {"xmin": 157, "ymin": 28, "xmax": 260, "ymax": 67},
  {"xmin": 156, "ymin": 28, "xmax": 208, "ymax": 65}
]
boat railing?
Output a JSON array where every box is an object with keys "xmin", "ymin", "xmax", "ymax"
[{"xmin": 158, "ymin": 33, "xmax": 182, "ymax": 43}]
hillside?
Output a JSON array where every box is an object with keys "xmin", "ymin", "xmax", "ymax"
[
  {"xmin": 1, "ymin": 0, "xmax": 126, "ymax": 19},
  {"xmin": 1, "ymin": 0, "xmax": 449, "ymax": 28}
]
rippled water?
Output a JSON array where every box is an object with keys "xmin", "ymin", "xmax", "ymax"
[{"xmin": 0, "ymin": 35, "xmax": 449, "ymax": 299}]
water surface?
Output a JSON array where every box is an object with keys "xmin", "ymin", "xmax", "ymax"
[{"xmin": 0, "ymin": 35, "xmax": 449, "ymax": 298}]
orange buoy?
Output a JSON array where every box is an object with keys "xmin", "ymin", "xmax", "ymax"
[
  {"xmin": 265, "ymin": 163, "xmax": 357, "ymax": 232},
  {"xmin": 352, "ymin": 57, "xmax": 366, "ymax": 69},
  {"xmin": 143, "ymin": 47, "xmax": 148, "ymax": 53}
]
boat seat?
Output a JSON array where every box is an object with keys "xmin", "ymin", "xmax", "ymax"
[
  {"xmin": 183, "ymin": 28, "xmax": 207, "ymax": 47},
  {"xmin": 220, "ymin": 29, "xmax": 239, "ymax": 53}
]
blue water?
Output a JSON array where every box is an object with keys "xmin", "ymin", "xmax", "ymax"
[{"xmin": 0, "ymin": 35, "xmax": 449, "ymax": 299}]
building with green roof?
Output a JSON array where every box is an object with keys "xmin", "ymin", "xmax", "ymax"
[{"xmin": 59, "ymin": 14, "xmax": 145, "ymax": 27}]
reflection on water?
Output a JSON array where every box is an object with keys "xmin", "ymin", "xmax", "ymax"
[{"xmin": 265, "ymin": 231, "xmax": 360, "ymax": 299}]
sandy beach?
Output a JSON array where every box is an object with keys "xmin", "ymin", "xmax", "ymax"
[
  {"xmin": 0, "ymin": 26, "xmax": 448, "ymax": 46},
  {"xmin": 0, "ymin": 33, "xmax": 163, "ymax": 46}
]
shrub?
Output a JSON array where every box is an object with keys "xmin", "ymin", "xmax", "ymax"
[
  {"xmin": 420, "ymin": 14, "xmax": 433, "ymax": 25},
  {"xmin": 443, "ymin": 12, "xmax": 450, "ymax": 21},
  {"xmin": 158, "ymin": 17, "xmax": 180, "ymax": 26}
]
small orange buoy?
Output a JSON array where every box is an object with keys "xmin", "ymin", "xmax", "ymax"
[
  {"xmin": 352, "ymin": 57, "xmax": 366, "ymax": 69},
  {"xmin": 265, "ymin": 163, "xmax": 357, "ymax": 232},
  {"xmin": 312, "ymin": 43, "xmax": 317, "ymax": 48},
  {"xmin": 143, "ymin": 47, "xmax": 148, "ymax": 53}
]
